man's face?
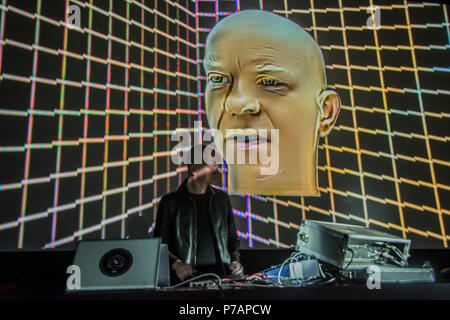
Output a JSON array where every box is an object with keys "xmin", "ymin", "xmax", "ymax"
[
  {"xmin": 191, "ymin": 146, "xmax": 220, "ymax": 184},
  {"xmin": 203, "ymin": 14, "xmax": 325, "ymax": 194},
  {"xmin": 191, "ymin": 163, "xmax": 220, "ymax": 184}
]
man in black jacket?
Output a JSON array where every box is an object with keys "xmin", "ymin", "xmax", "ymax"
[{"xmin": 154, "ymin": 144, "xmax": 243, "ymax": 283}]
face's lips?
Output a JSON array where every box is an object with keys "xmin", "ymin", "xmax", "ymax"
[
  {"xmin": 225, "ymin": 129, "xmax": 272, "ymax": 142},
  {"xmin": 232, "ymin": 135, "xmax": 267, "ymax": 143},
  {"xmin": 225, "ymin": 130, "xmax": 271, "ymax": 150}
]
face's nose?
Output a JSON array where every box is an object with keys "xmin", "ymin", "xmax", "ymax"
[{"xmin": 224, "ymin": 81, "xmax": 261, "ymax": 116}]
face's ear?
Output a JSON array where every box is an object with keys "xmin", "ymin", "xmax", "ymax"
[{"xmin": 318, "ymin": 90, "xmax": 341, "ymax": 137}]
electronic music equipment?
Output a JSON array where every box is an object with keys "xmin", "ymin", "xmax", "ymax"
[
  {"xmin": 67, "ymin": 238, "xmax": 169, "ymax": 292},
  {"xmin": 262, "ymin": 258, "xmax": 323, "ymax": 283},
  {"xmin": 339, "ymin": 265, "xmax": 435, "ymax": 284},
  {"xmin": 296, "ymin": 219, "xmax": 411, "ymax": 269},
  {"xmin": 157, "ymin": 243, "xmax": 170, "ymax": 287}
]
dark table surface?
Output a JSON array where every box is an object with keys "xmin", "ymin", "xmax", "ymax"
[
  {"xmin": 2, "ymin": 273, "xmax": 450, "ymax": 300},
  {"xmin": 64, "ymin": 282, "xmax": 450, "ymax": 300}
]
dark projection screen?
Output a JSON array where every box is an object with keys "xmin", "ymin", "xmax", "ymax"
[{"xmin": 0, "ymin": 0, "xmax": 448, "ymax": 250}]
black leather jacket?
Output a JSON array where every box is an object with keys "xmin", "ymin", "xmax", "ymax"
[{"xmin": 154, "ymin": 179, "xmax": 240, "ymax": 267}]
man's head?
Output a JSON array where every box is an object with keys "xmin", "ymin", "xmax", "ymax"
[
  {"xmin": 184, "ymin": 143, "xmax": 220, "ymax": 184},
  {"xmin": 203, "ymin": 10, "xmax": 341, "ymax": 195}
]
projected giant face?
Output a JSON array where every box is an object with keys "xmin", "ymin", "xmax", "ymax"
[{"xmin": 203, "ymin": 10, "xmax": 341, "ymax": 195}]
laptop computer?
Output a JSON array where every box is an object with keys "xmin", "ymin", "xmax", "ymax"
[{"xmin": 66, "ymin": 238, "xmax": 169, "ymax": 292}]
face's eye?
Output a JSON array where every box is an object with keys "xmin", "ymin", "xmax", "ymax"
[
  {"xmin": 211, "ymin": 76, "xmax": 224, "ymax": 83},
  {"xmin": 207, "ymin": 73, "xmax": 229, "ymax": 84},
  {"xmin": 256, "ymin": 76, "xmax": 280, "ymax": 86}
]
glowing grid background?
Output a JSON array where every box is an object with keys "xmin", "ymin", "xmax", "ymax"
[{"xmin": 0, "ymin": 0, "xmax": 448, "ymax": 250}]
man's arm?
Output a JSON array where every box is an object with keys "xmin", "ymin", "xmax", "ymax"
[
  {"xmin": 154, "ymin": 196, "xmax": 179, "ymax": 266},
  {"xmin": 225, "ymin": 195, "xmax": 240, "ymax": 263},
  {"xmin": 154, "ymin": 195, "xmax": 195, "ymax": 281}
]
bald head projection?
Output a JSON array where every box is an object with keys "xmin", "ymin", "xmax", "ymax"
[{"xmin": 203, "ymin": 10, "xmax": 341, "ymax": 196}]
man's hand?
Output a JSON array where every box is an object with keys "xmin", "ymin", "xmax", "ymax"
[
  {"xmin": 229, "ymin": 261, "xmax": 244, "ymax": 276},
  {"xmin": 171, "ymin": 260, "xmax": 196, "ymax": 281}
]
